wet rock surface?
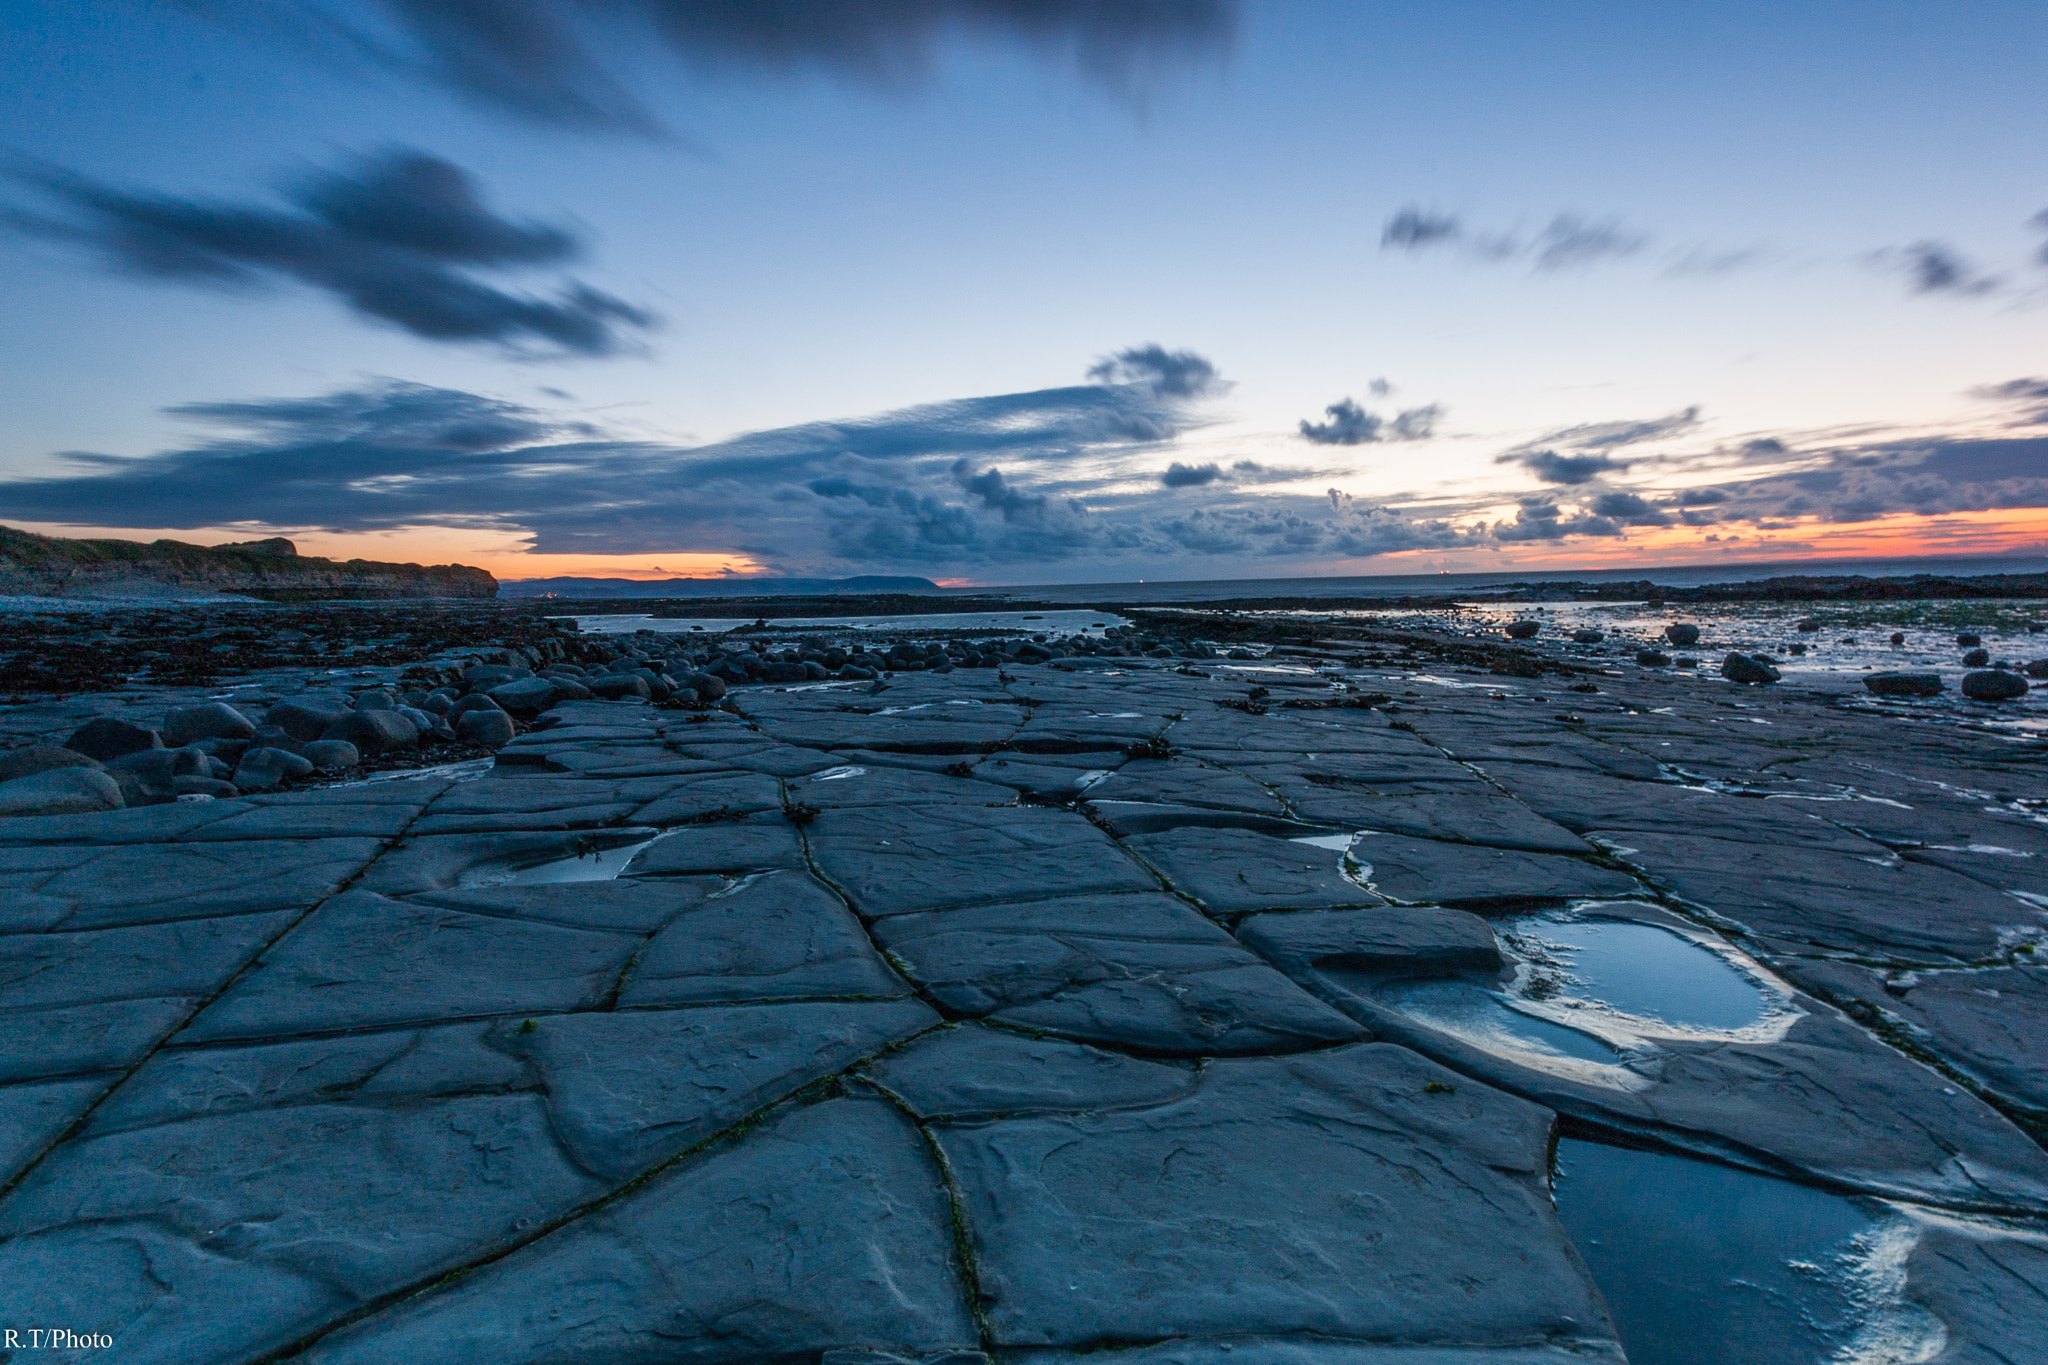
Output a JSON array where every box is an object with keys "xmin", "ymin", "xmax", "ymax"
[{"xmin": 0, "ymin": 607, "xmax": 2044, "ymax": 1363}]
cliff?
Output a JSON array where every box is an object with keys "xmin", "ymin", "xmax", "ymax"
[{"xmin": 0, "ymin": 525, "xmax": 496, "ymax": 600}]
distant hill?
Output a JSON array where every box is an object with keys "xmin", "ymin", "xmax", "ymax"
[
  {"xmin": 0, "ymin": 525, "xmax": 496, "ymax": 600},
  {"xmin": 502, "ymin": 574, "xmax": 940, "ymax": 599}
]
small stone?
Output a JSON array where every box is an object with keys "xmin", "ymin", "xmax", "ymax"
[
  {"xmin": 1962, "ymin": 670, "xmax": 2028, "ymax": 702},
  {"xmin": 1864, "ymin": 671, "xmax": 1944, "ymax": 698},
  {"xmin": 321, "ymin": 709, "xmax": 421, "ymax": 756},
  {"xmin": 0, "ymin": 766, "xmax": 124, "ymax": 817},
  {"xmin": 1956, "ymin": 632, "xmax": 1982, "ymax": 647},
  {"xmin": 1787, "ymin": 642, "xmax": 1807, "ymax": 656},
  {"xmin": 1674, "ymin": 655, "xmax": 1698, "ymax": 668},
  {"xmin": 1720, "ymin": 652, "xmax": 1781, "ymax": 685},
  {"xmin": 1963, "ymin": 648, "xmax": 1991, "ymax": 667},
  {"xmin": 1504, "ymin": 621, "xmax": 1540, "ymax": 639},
  {"xmin": 1634, "ymin": 648, "xmax": 1670, "ymax": 667},
  {"xmin": 0, "ymin": 746, "xmax": 103, "ymax": 784},
  {"xmin": 1664, "ymin": 623, "xmax": 1701, "ymax": 646},
  {"xmin": 1571, "ymin": 629, "xmax": 1604, "ymax": 644},
  {"xmin": 684, "ymin": 671, "xmax": 727, "ymax": 702},
  {"xmin": 458, "ymin": 708, "xmax": 517, "ymax": 749},
  {"xmin": 63, "ymin": 717, "xmax": 162, "ymax": 761},
  {"xmin": 1890, "ymin": 632, "xmax": 1906, "ymax": 645},
  {"xmin": 2025, "ymin": 660, "xmax": 2048, "ymax": 679},
  {"xmin": 1795, "ymin": 618, "xmax": 1821, "ymax": 632},
  {"xmin": 162, "ymin": 702, "xmax": 256, "ymax": 748},
  {"xmin": 302, "ymin": 740, "xmax": 360, "ymax": 771}
]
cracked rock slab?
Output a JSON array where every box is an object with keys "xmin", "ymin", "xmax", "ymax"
[
  {"xmin": 1123, "ymin": 828, "xmax": 1383, "ymax": 915},
  {"xmin": 1350, "ymin": 832, "xmax": 1642, "ymax": 908},
  {"xmin": 808, "ymin": 805, "xmax": 1156, "ymax": 916},
  {"xmin": 298, "ymin": 1096, "xmax": 978, "ymax": 1365},
  {"xmin": 935, "ymin": 1043, "xmax": 1615, "ymax": 1351}
]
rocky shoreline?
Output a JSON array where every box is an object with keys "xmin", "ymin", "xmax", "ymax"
[{"xmin": 0, "ymin": 600, "xmax": 2044, "ymax": 1361}]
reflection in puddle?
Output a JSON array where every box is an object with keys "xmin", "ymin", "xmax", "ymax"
[
  {"xmin": 459, "ymin": 829, "xmax": 666, "ymax": 888},
  {"xmin": 1552, "ymin": 1140, "xmax": 1940, "ymax": 1365},
  {"xmin": 1506, "ymin": 914, "xmax": 1779, "ymax": 1033},
  {"xmin": 812, "ymin": 765, "xmax": 866, "ymax": 781},
  {"xmin": 1377, "ymin": 977, "xmax": 1622, "ymax": 1065},
  {"xmin": 1291, "ymin": 832, "xmax": 1358, "ymax": 851}
]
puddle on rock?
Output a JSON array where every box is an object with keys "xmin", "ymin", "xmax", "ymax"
[
  {"xmin": 1553, "ymin": 1139, "xmax": 1942, "ymax": 1365},
  {"xmin": 458, "ymin": 829, "xmax": 667, "ymax": 888},
  {"xmin": 1504, "ymin": 912, "xmax": 1783, "ymax": 1034},
  {"xmin": 1377, "ymin": 977, "xmax": 1625, "ymax": 1066}
]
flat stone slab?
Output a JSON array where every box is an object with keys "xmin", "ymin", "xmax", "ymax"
[
  {"xmin": 873, "ymin": 894, "xmax": 1364, "ymax": 1055},
  {"xmin": 1237, "ymin": 905, "xmax": 1504, "ymax": 977},
  {"xmin": 867, "ymin": 1024, "xmax": 1199, "ymax": 1119},
  {"xmin": 1124, "ymin": 828, "xmax": 1384, "ymax": 915},
  {"xmin": 809, "ymin": 805, "xmax": 1156, "ymax": 916},
  {"xmin": 934, "ymin": 1044, "xmax": 1617, "ymax": 1352},
  {"xmin": 1351, "ymin": 832, "xmax": 1643, "ymax": 907},
  {"xmin": 298, "ymin": 1097, "xmax": 976, "ymax": 1365}
]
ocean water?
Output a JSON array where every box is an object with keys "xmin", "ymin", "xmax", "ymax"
[{"xmin": 943, "ymin": 553, "xmax": 2048, "ymax": 604}]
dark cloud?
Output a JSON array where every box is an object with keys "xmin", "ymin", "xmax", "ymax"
[
  {"xmin": 1508, "ymin": 450, "xmax": 1631, "ymax": 485},
  {"xmin": 1532, "ymin": 214, "xmax": 1644, "ymax": 270},
  {"xmin": 0, "ymin": 355, "xmax": 1229, "ymax": 569},
  {"xmin": 1298, "ymin": 398, "xmax": 1441, "ymax": 446},
  {"xmin": 1160, "ymin": 461, "xmax": 1222, "ymax": 487},
  {"xmin": 1588, "ymin": 490, "xmax": 1668, "ymax": 525},
  {"xmin": 3, "ymin": 150, "xmax": 654, "ymax": 355},
  {"xmin": 1532, "ymin": 407, "xmax": 1702, "ymax": 451},
  {"xmin": 1299, "ymin": 399, "xmax": 1379, "ymax": 445},
  {"xmin": 1884, "ymin": 240, "xmax": 1999, "ymax": 296},
  {"xmin": 1493, "ymin": 500, "xmax": 1623, "ymax": 542},
  {"xmin": 1676, "ymin": 486, "xmax": 1730, "ymax": 506},
  {"xmin": 1381, "ymin": 207, "xmax": 1460, "ymax": 250},
  {"xmin": 1381, "ymin": 207, "xmax": 1645, "ymax": 271},
  {"xmin": 1739, "ymin": 437, "xmax": 1789, "ymax": 458},
  {"xmin": 1087, "ymin": 343, "xmax": 1225, "ymax": 398},
  {"xmin": 1972, "ymin": 376, "xmax": 2048, "ymax": 425},
  {"xmin": 218, "ymin": 0, "xmax": 1239, "ymax": 134}
]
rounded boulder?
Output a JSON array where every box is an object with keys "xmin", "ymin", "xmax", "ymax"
[
  {"xmin": 1664, "ymin": 623, "xmax": 1701, "ymax": 647},
  {"xmin": 162, "ymin": 702, "xmax": 256, "ymax": 748},
  {"xmin": 64, "ymin": 717, "xmax": 162, "ymax": 762},
  {"xmin": 1864, "ymin": 672, "xmax": 1944, "ymax": 698},
  {"xmin": 1720, "ymin": 652, "xmax": 1782, "ymax": 685},
  {"xmin": 458, "ymin": 708, "xmax": 516, "ymax": 749},
  {"xmin": 1504, "ymin": 621, "xmax": 1540, "ymax": 640},
  {"xmin": 1962, "ymin": 670, "xmax": 2028, "ymax": 702},
  {"xmin": 0, "ymin": 766, "xmax": 125, "ymax": 818},
  {"xmin": 320, "ymin": 709, "xmax": 420, "ymax": 756}
]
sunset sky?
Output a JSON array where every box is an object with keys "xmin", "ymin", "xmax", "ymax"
[{"xmin": 4, "ymin": 2, "xmax": 2047, "ymax": 584}]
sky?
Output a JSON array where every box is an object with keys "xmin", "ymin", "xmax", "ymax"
[{"xmin": 3, "ymin": 0, "xmax": 2047, "ymax": 586}]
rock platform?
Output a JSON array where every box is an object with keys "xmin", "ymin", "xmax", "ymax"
[{"xmin": 1, "ymin": 625, "xmax": 2045, "ymax": 1362}]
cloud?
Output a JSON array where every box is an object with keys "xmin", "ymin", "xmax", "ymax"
[
  {"xmin": 1492, "ymin": 500, "xmax": 1623, "ymax": 541},
  {"xmin": 221, "ymin": 0, "xmax": 1240, "ymax": 134},
  {"xmin": 1531, "ymin": 407, "xmax": 1702, "ymax": 451},
  {"xmin": 1588, "ymin": 490, "xmax": 1668, "ymax": 525},
  {"xmin": 3, "ymin": 149, "xmax": 655, "ymax": 355},
  {"xmin": 1380, "ymin": 206, "xmax": 1645, "ymax": 271},
  {"xmin": 1298, "ymin": 399, "xmax": 1379, "ymax": 445},
  {"xmin": 1087, "ymin": 343, "xmax": 1225, "ymax": 398},
  {"xmin": 1381, "ymin": 207, "xmax": 1460, "ymax": 250},
  {"xmin": 1972, "ymin": 376, "xmax": 2048, "ymax": 425},
  {"xmin": 1298, "ymin": 397, "xmax": 1442, "ymax": 445},
  {"xmin": 1879, "ymin": 240, "xmax": 2000, "ymax": 296},
  {"xmin": 1508, "ymin": 450, "xmax": 1630, "ymax": 485},
  {"xmin": 1160, "ymin": 461, "xmax": 1222, "ymax": 487},
  {"xmin": 0, "ymin": 350, "xmax": 1244, "ymax": 571},
  {"xmin": 1531, "ymin": 214, "xmax": 1645, "ymax": 270}
]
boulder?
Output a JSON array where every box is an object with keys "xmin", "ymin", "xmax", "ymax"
[
  {"xmin": 457, "ymin": 708, "xmax": 516, "ymax": 749},
  {"xmin": 0, "ymin": 746, "xmax": 102, "ymax": 784},
  {"xmin": 161, "ymin": 702, "xmax": 256, "ymax": 748},
  {"xmin": 2026, "ymin": 659, "xmax": 2048, "ymax": 679},
  {"xmin": 1794, "ymin": 618, "xmax": 1821, "ymax": 632},
  {"xmin": 0, "ymin": 766, "xmax": 124, "ymax": 817},
  {"xmin": 1963, "ymin": 648, "xmax": 1991, "ymax": 667},
  {"xmin": 302, "ymin": 740, "xmax": 360, "ymax": 771},
  {"xmin": 1890, "ymin": 631, "xmax": 1906, "ymax": 645},
  {"xmin": 588, "ymin": 674, "xmax": 651, "ymax": 700},
  {"xmin": 1864, "ymin": 671, "xmax": 1944, "ymax": 698},
  {"xmin": 352, "ymin": 689, "xmax": 398, "ymax": 712},
  {"xmin": 447, "ymin": 693, "xmax": 506, "ymax": 722},
  {"xmin": 63, "ymin": 717, "xmax": 162, "ymax": 761},
  {"xmin": 1664, "ymin": 623, "xmax": 1700, "ymax": 646},
  {"xmin": 233, "ymin": 747, "xmax": 316, "ymax": 792},
  {"xmin": 265, "ymin": 699, "xmax": 348, "ymax": 743},
  {"xmin": 1956, "ymin": 632, "xmax": 1982, "ymax": 647},
  {"xmin": 1720, "ymin": 651, "xmax": 1781, "ymax": 685},
  {"xmin": 1634, "ymin": 648, "xmax": 1670, "ymax": 667},
  {"xmin": 1504, "ymin": 621, "xmax": 1540, "ymax": 639},
  {"xmin": 1571, "ymin": 629, "xmax": 1604, "ymax": 644},
  {"xmin": 321, "ymin": 709, "xmax": 420, "ymax": 756},
  {"xmin": 1962, "ymin": 669, "xmax": 2029, "ymax": 702},
  {"xmin": 684, "ymin": 671, "xmax": 726, "ymax": 702}
]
